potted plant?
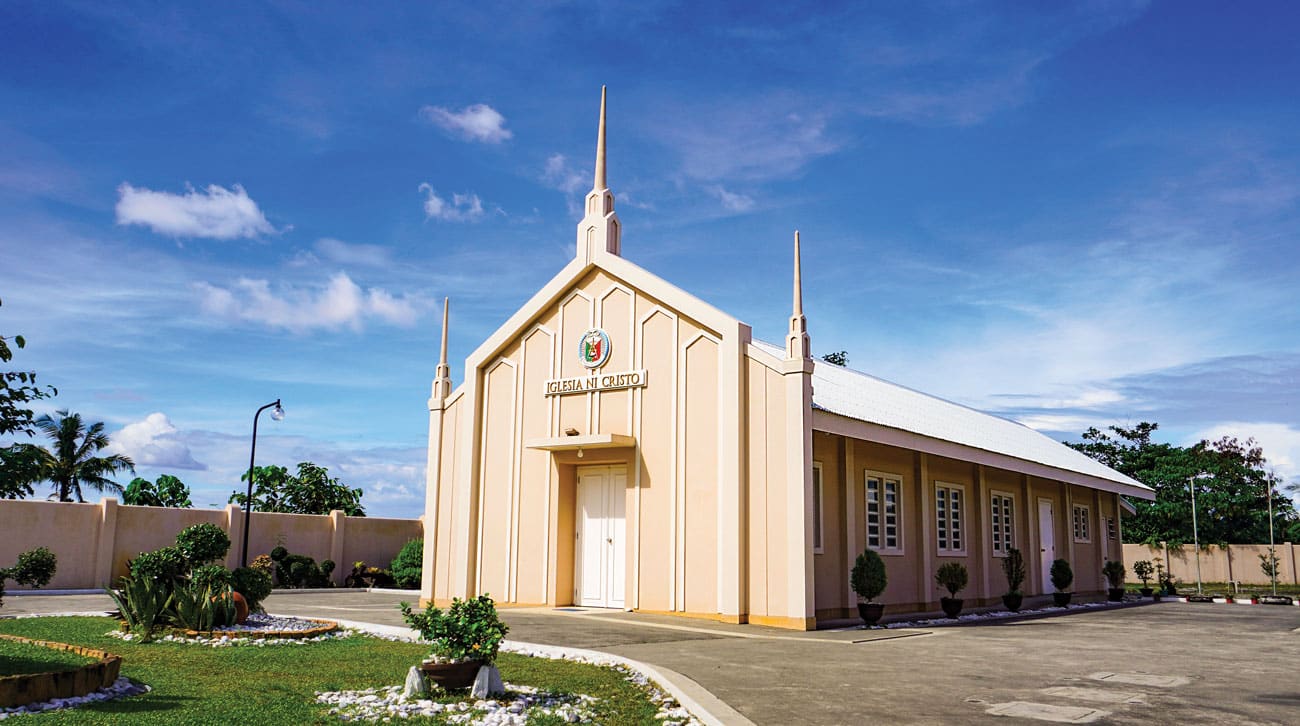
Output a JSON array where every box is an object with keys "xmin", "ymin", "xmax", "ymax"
[
  {"xmin": 850, "ymin": 548, "xmax": 888, "ymax": 626},
  {"xmin": 935, "ymin": 562, "xmax": 969, "ymax": 618},
  {"xmin": 1050, "ymin": 558, "xmax": 1073, "ymax": 607},
  {"xmin": 1132, "ymin": 560, "xmax": 1155, "ymax": 597},
  {"xmin": 1001, "ymin": 548, "xmax": 1026, "ymax": 612},
  {"xmin": 1102, "ymin": 560, "xmax": 1126, "ymax": 602},
  {"xmin": 399, "ymin": 594, "xmax": 509, "ymax": 690}
]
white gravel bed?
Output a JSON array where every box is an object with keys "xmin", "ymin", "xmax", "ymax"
[
  {"xmin": 317, "ymin": 683, "xmax": 596, "ymax": 724},
  {"xmin": 861, "ymin": 598, "xmax": 1140, "ymax": 629},
  {"xmin": 0, "ymin": 677, "xmax": 149, "ymax": 720},
  {"xmin": 105, "ymin": 615, "xmax": 354, "ymax": 647},
  {"xmin": 215, "ymin": 613, "xmax": 330, "ymax": 632}
]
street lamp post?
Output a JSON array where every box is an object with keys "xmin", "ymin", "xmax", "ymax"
[
  {"xmin": 1189, "ymin": 472, "xmax": 1211, "ymax": 596},
  {"xmin": 1267, "ymin": 472, "xmax": 1277, "ymax": 596},
  {"xmin": 242, "ymin": 399, "xmax": 284, "ymax": 568}
]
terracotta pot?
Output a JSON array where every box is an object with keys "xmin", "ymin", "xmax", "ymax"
[
  {"xmin": 231, "ymin": 592, "xmax": 249, "ymax": 624},
  {"xmin": 1052, "ymin": 592, "xmax": 1072, "ymax": 607},
  {"xmin": 940, "ymin": 597, "xmax": 964, "ymax": 618},
  {"xmin": 419, "ymin": 659, "xmax": 485, "ymax": 690},
  {"xmin": 1001, "ymin": 593, "xmax": 1023, "ymax": 612},
  {"xmin": 857, "ymin": 602, "xmax": 885, "ymax": 626}
]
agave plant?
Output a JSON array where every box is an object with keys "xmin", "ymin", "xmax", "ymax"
[
  {"xmin": 171, "ymin": 579, "xmax": 236, "ymax": 632},
  {"xmin": 107, "ymin": 575, "xmax": 173, "ymax": 642}
]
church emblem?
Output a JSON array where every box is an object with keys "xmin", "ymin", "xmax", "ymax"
[{"xmin": 578, "ymin": 328, "xmax": 612, "ymax": 369}]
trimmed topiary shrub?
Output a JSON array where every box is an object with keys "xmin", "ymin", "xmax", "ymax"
[
  {"xmin": 1051, "ymin": 558, "xmax": 1074, "ymax": 592},
  {"xmin": 391, "ymin": 539, "xmax": 423, "ymax": 590},
  {"xmin": 191, "ymin": 564, "xmax": 232, "ymax": 590},
  {"xmin": 230, "ymin": 566, "xmax": 273, "ymax": 613},
  {"xmin": 850, "ymin": 549, "xmax": 887, "ymax": 603},
  {"xmin": 175, "ymin": 523, "xmax": 231, "ymax": 566},
  {"xmin": 935, "ymin": 562, "xmax": 968, "ymax": 598},
  {"xmin": 1002, "ymin": 548, "xmax": 1026, "ymax": 595},
  {"xmin": 0, "ymin": 547, "xmax": 57, "ymax": 609},
  {"xmin": 130, "ymin": 546, "xmax": 188, "ymax": 581},
  {"xmin": 269, "ymin": 546, "xmax": 335, "ymax": 588}
]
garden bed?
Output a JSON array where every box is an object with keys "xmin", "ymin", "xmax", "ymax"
[
  {"xmin": 0, "ymin": 634, "xmax": 122, "ymax": 709},
  {"xmin": 0, "ymin": 617, "xmax": 673, "ymax": 724}
]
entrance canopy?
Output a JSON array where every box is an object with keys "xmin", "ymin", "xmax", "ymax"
[{"xmin": 525, "ymin": 433, "xmax": 637, "ymax": 451}]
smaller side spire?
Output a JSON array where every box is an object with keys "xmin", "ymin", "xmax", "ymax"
[
  {"xmin": 786, "ymin": 231, "xmax": 810, "ymax": 360},
  {"xmin": 432, "ymin": 297, "xmax": 452, "ymax": 400}
]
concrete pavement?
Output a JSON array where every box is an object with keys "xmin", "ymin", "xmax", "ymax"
[{"xmin": 6, "ymin": 590, "xmax": 1298, "ymax": 725}]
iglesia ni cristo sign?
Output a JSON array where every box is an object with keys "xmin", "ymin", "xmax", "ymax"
[{"xmin": 544, "ymin": 369, "xmax": 647, "ymax": 396}]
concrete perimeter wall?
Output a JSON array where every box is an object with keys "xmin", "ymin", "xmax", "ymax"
[
  {"xmin": 1123, "ymin": 543, "xmax": 1299, "ymax": 586},
  {"xmin": 0, "ymin": 498, "xmax": 423, "ymax": 589}
]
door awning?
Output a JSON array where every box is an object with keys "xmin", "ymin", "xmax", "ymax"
[{"xmin": 524, "ymin": 433, "xmax": 636, "ymax": 451}]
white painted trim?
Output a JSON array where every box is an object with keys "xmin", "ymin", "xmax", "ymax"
[
  {"xmin": 1072, "ymin": 502, "xmax": 1092, "ymax": 544},
  {"xmin": 990, "ymin": 490, "xmax": 1017, "ymax": 557},
  {"xmin": 812, "ymin": 410, "xmax": 1155, "ymax": 501}
]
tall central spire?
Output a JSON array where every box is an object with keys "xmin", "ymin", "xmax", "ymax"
[
  {"xmin": 786, "ymin": 231, "xmax": 810, "ymax": 360},
  {"xmin": 576, "ymin": 86, "xmax": 621, "ymax": 263},
  {"xmin": 594, "ymin": 86, "xmax": 608, "ymax": 192}
]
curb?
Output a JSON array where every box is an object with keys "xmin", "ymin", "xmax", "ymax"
[
  {"xmin": 1175, "ymin": 596, "xmax": 1298, "ymax": 606},
  {"xmin": 322, "ymin": 617, "xmax": 753, "ymax": 726}
]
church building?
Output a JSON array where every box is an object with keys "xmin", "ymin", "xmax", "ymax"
[{"xmin": 419, "ymin": 90, "xmax": 1154, "ymax": 629}]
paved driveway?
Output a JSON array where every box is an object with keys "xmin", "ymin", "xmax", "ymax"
[{"xmin": 8, "ymin": 591, "xmax": 1298, "ymax": 725}]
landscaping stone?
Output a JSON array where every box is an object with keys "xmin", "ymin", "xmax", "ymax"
[
  {"xmin": 471, "ymin": 664, "xmax": 504, "ymax": 698},
  {"xmin": 401, "ymin": 666, "xmax": 428, "ymax": 700},
  {"xmin": 0, "ymin": 677, "xmax": 148, "ymax": 720},
  {"xmin": 316, "ymin": 683, "xmax": 598, "ymax": 723}
]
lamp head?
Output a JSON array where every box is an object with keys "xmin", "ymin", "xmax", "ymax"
[{"xmin": 271, "ymin": 403, "xmax": 285, "ymax": 421}]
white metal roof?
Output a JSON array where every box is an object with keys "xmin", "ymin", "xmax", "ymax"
[{"xmin": 752, "ymin": 340, "xmax": 1151, "ymax": 495}]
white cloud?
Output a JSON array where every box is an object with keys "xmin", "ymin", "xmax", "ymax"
[
  {"xmin": 107, "ymin": 413, "xmax": 205, "ymax": 470},
  {"xmin": 312, "ymin": 238, "xmax": 392, "ymax": 267},
  {"xmin": 710, "ymin": 186, "xmax": 756, "ymax": 212},
  {"xmin": 418, "ymin": 183, "xmax": 484, "ymax": 221},
  {"xmin": 419, "ymin": 103, "xmax": 512, "ymax": 144},
  {"xmin": 543, "ymin": 154, "xmax": 588, "ymax": 195},
  {"xmin": 195, "ymin": 273, "xmax": 421, "ymax": 332},
  {"xmin": 115, "ymin": 183, "xmax": 277, "ymax": 239}
]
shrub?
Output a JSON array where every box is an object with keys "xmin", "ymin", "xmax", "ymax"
[
  {"xmin": 400, "ymin": 594, "xmax": 509, "ymax": 664},
  {"xmin": 1050, "ymin": 559, "xmax": 1074, "ymax": 592},
  {"xmin": 391, "ymin": 539, "xmax": 424, "ymax": 590},
  {"xmin": 1132, "ymin": 560, "xmax": 1154, "ymax": 587},
  {"xmin": 269, "ymin": 546, "xmax": 334, "ymax": 588},
  {"xmin": 1001, "ymin": 548, "xmax": 1026, "ymax": 595},
  {"xmin": 250, "ymin": 554, "xmax": 275, "ymax": 577},
  {"xmin": 0, "ymin": 546, "xmax": 57, "ymax": 609},
  {"xmin": 175, "ymin": 523, "xmax": 231, "ymax": 566},
  {"xmin": 130, "ymin": 546, "xmax": 188, "ymax": 581},
  {"xmin": 1102, "ymin": 560, "xmax": 1126, "ymax": 589},
  {"xmin": 935, "ymin": 562, "xmax": 968, "ymax": 598},
  {"xmin": 106, "ymin": 575, "xmax": 172, "ymax": 642},
  {"xmin": 850, "ymin": 549, "xmax": 887, "ymax": 603},
  {"xmin": 345, "ymin": 561, "xmax": 396, "ymax": 588},
  {"xmin": 230, "ymin": 566, "xmax": 274, "ymax": 613},
  {"xmin": 171, "ymin": 579, "xmax": 237, "ymax": 631},
  {"xmin": 191, "ymin": 564, "xmax": 233, "ymax": 590}
]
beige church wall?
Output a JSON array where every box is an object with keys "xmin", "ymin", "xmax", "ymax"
[
  {"xmin": 924, "ymin": 455, "xmax": 980, "ymax": 605},
  {"xmin": 513, "ymin": 328, "xmax": 556, "ymax": 606},
  {"xmin": 681, "ymin": 332, "xmax": 719, "ymax": 615},
  {"xmin": 983, "ymin": 466, "xmax": 1024, "ymax": 597},
  {"xmin": 429, "ymin": 393, "xmax": 462, "ymax": 603},
  {"xmin": 635, "ymin": 308, "xmax": 676, "ymax": 612},
  {"xmin": 811, "ymin": 433, "xmax": 847, "ymax": 620},
  {"xmin": 745, "ymin": 356, "xmax": 789, "ymax": 621},
  {"xmin": 848, "ymin": 440, "xmax": 919, "ymax": 610},
  {"xmin": 1027, "ymin": 476, "xmax": 1070, "ymax": 595},
  {"xmin": 475, "ymin": 351, "xmax": 520, "ymax": 602}
]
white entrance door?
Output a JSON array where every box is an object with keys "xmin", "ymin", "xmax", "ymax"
[
  {"xmin": 576, "ymin": 465, "xmax": 626, "ymax": 608},
  {"xmin": 1038, "ymin": 498, "xmax": 1056, "ymax": 593}
]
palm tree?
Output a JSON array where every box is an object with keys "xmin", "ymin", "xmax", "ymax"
[{"xmin": 32, "ymin": 410, "xmax": 134, "ymax": 502}]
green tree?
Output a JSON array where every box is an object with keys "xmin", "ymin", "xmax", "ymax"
[
  {"xmin": 122, "ymin": 474, "xmax": 193, "ymax": 507},
  {"xmin": 1068, "ymin": 422, "xmax": 1298, "ymax": 546},
  {"xmin": 1, "ymin": 298, "xmax": 57, "ymax": 498},
  {"xmin": 821, "ymin": 351, "xmax": 849, "ymax": 366},
  {"xmin": 230, "ymin": 461, "xmax": 365, "ymax": 516},
  {"xmin": 30, "ymin": 410, "xmax": 135, "ymax": 502}
]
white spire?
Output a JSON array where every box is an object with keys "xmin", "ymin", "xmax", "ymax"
[
  {"xmin": 432, "ymin": 297, "xmax": 452, "ymax": 400},
  {"xmin": 786, "ymin": 231, "xmax": 810, "ymax": 360},
  {"xmin": 576, "ymin": 86, "xmax": 621, "ymax": 262}
]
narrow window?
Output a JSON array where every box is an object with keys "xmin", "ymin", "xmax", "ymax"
[
  {"xmin": 865, "ymin": 472, "xmax": 902, "ymax": 553},
  {"xmin": 1072, "ymin": 504, "xmax": 1091, "ymax": 543},
  {"xmin": 1107, "ymin": 517, "xmax": 1117, "ymax": 541},
  {"xmin": 812, "ymin": 462, "xmax": 824, "ymax": 554},
  {"xmin": 991, "ymin": 492, "xmax": 1015, "ymax": 556},
  {"xmin": 935, "ymin": 483, "xmax": 965, "ymax": 554}
]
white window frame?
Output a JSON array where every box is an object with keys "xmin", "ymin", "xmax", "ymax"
[
  {"xmin": 1106, "ymin": 516, "xmax": 1117, "ymax": 541},
  {"xmin": 812, "ymin": 462, "xmax": 824, "ymax": 554},
  {"xmin": 1072, "ymin": 504, "xmax": 1091, "ymax": 543},
  {"xmin": 864, "ymin": 469, "xmax": 904, "ymax": 555},
  {"xmin": 990, "ymin": 490, "xmax": 1016, "ymax": 557},
  {"xmin": 934, "ymin": 481, "xmax": 967, "ymax": 556}
]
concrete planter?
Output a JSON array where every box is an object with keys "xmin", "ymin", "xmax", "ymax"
[
  {"xmin": 1052, "ymin": 592, "xmax": 1072, "ymax": 607},
  {"xmin": 1001, "ymin": 593, "xmax": 1023, "ymax": 612},
  {"xmin": 857, "ymin": 602, "xmax": 885, "ymax": 626},
  {"xmin": 940, "ymin": 597, "xmax": 964, "ymax": 618},
  {"xmin": 419, "ymin": 659, "xmax": 485, "ymax": 690}
]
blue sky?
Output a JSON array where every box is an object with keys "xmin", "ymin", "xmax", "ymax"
[{"xmin": 3, "ymin": 1, "xmax": 1299, "ymax": 516}]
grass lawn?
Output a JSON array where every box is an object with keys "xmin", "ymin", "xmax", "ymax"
[
  {"xmin": 0, "ymin": 636, "xmax": 96, "ymax": 677},
  {"xmin": 0, "ymin": 617, "xmax": 664, "ymax": 724}
]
